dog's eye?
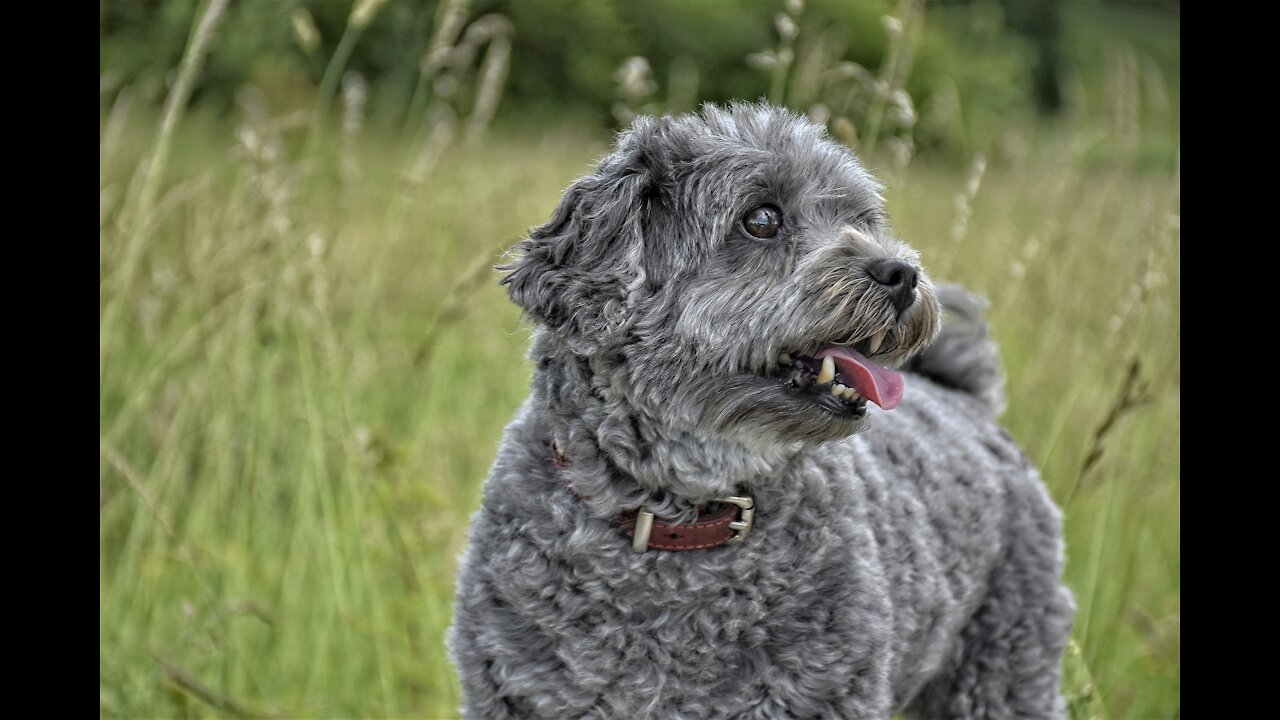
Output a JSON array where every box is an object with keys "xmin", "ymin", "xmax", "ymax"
[{"xmin": 742, "ymin": 205, "xmax": 783, "ymax": 239}]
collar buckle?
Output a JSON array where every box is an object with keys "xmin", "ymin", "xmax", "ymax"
[{"xmin": 721, "ymin": 495, "xmax": 756, "ymax": 546}]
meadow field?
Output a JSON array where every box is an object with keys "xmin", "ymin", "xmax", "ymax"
[{"xmin": 101, "ymin": 2, "xmax": 1179, "ymax": 717}]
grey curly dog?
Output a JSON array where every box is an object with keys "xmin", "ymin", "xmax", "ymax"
[{"xmin": 448, "ymin": 103, "xmax": 1074, "ymax": 719}]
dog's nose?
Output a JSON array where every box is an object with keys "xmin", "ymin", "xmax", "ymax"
[{"xmin": 868, "ymin": 259, "xmax": 918, "ymax": 314}]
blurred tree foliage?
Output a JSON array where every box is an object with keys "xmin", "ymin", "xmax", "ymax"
[{"xmin": 100, "ymin": 0, "xmax": 1177, "ymax": 158}]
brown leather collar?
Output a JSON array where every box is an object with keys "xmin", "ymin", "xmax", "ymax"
[{"xmin": 551, "ymin": 440, "xmax": 755, "ymax": 553}]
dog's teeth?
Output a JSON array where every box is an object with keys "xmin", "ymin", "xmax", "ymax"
[
  {"xmin": 832, "ymin": 383, "xmax": 847, "ymax": 397},
  {"xmin": 867, "ymin": 329, "xmax": 886, "ymax": 355},
  {"xmin": 847, "ymin": 388, "xmax": 862, "ymax": 400},
  {"xmin": 816, "ymin": 356, "xmax": 835, "ymax": 385},
  {"xmin": 778, "ymin": 352, "xmax": 792, "ymax": 366}
]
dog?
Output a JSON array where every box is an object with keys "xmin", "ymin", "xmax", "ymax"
[{"xmin": 448, "ymin": 103, "xmax": 1074, "ymax": 719}]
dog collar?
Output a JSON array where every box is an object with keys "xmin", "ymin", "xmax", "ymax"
[{"xmin": 552, "ymin": 440, "xmax": 756, "ymax": 553}]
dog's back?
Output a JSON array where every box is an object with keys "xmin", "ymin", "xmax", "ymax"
[{"xmin": 899, "ymin": 284, "xmax": 1005, "ymax": 415}]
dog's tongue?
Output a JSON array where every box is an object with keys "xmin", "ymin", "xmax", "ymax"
[{"xmin": 817, "ymin": 346, "xmax": 905, "ymax": 410}]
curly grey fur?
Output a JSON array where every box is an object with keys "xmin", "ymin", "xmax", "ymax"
[
  {"xmin": 449, "ymin": 103, "xmax": 1073, "ymax": 719},
  {"xmin": 902, "ymin": 284, "xmax": 1007, "ymax": 416}
]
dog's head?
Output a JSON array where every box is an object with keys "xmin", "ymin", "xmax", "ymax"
[{"xmin": 503, "ymin": 103, "xmax": 940, "ymax": 444}]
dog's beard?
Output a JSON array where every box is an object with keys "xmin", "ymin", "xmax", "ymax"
[{"xmin": 635, "ymin": 281, "xmax": 941, "ymax": 446}]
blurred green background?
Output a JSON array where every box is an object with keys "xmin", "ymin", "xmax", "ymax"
[{"xmin": 99, "ymin": 1, "xmax": 1179, "ymax": 717}]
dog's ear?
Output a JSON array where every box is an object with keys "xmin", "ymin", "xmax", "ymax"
[{"xmin": 501, "ymin": 124, "xmax": 668, "ymax": 340}]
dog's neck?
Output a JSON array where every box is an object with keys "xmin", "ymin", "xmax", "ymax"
[{"xmin": 531, "ymin": 331, "xmax": 804, "ymax": 520}]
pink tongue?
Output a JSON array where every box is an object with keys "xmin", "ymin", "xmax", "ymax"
[{"xmin": 817, "ymin": 346, "xmax": 905, "ymax": 410}]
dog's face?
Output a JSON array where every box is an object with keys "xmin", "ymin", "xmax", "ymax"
[{"xmin": 504, "ymin": 104, "xmax": 940, "ymax": 444}]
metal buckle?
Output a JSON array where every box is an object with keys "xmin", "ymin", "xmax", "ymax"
[
  {"xmin": 631, "ymin": 495, "xmax": 755, "ymax": 553},
  {"xmin": 721, "ymin": 495, "xmax": 755, "ymax": 545},
  {"xmin": 631, "ymin": 511, "xmax": 656, "ymax": 554}
]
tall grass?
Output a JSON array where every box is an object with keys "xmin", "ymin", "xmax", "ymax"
[{"xmin": 99, "ymin": 118, "xmax": 1178, "ymax": 719}]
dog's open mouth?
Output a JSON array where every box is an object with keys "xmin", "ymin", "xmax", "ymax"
[{"xmin": 775, "ymin": 332, "xmax": 905, "ymax": 416}]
